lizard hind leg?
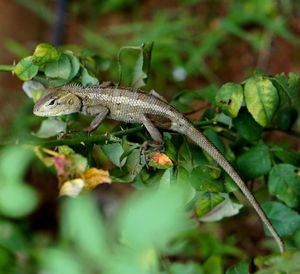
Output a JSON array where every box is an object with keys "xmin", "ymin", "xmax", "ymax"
[
  {"xmin": 140, "ymin": 115, "xmax": 164, "ymax": 166},
  {"xmin": 141, "ymin": 115, "xmax": 164, "ymax": 148}
]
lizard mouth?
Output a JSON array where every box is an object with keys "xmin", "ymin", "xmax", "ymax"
[{"xmin": 33, "ymin": 101, "xmax": 46, "ymax": 116}]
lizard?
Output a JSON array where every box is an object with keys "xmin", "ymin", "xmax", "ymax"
[{"xmin": 33, "ymin": 83, "xmax": 285, "ymax": 253}]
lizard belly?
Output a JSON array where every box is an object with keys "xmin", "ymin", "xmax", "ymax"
[{"xmin": 107, "ymin": 107, "xmax": 143, "ymax": 124}]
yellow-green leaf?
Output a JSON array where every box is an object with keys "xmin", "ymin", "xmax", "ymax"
[
  {"xmin": 33, "ymin": 43, "xmax": 61, "ymax": 65},
  {"xmin": 215, "ymin": 82, "xmax": 243, "ymax": 118},
  {"xmin": 244, "ymin": 76, "xmax": 279, "ymax": 127},
  {"xmin": 14, "ymin": 56, "xmax": 39, "ymax": 81}
]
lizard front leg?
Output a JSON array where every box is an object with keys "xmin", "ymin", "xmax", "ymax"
[{"xmin": 83, "ymin": 106, "xmax": 109, "ymax": 132}]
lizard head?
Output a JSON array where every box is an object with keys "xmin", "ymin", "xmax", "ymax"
[{"xmin": 33, "ymin": 90, "xmax": 82, "ymax": 117}]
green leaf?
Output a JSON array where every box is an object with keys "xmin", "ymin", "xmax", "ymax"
[
  {"xmin": 61, "ymin": 194, "xmax": 107, "ymax": 262},
  {"xmin": 199, "ymin": 194, "xmax": 242, "ymax": 222},
  {"xmin": 224, "ymin": 174, "xmax": 239, "ymax": 193},
  {"xmin": 45, "ymin": 54, "xmax": 72, "ymax": 80},
  {"xmin": 189, "ymin": 166, "xmax": 224, "ymax": 192},
  {"xmin": 102, "ymin": 143, "xmax": 126, "ymax": 167},
  {"xmin": 233, "ymin": 109, "xmax": 263, "ymax": 141},
  {"xmin": 236, "ymin": 144, "xmax": 272, "ymax": 179},
  {"xmin": 0, "ymin": 220, "xmax": 28, "ymax": 253},
  {"xmin": 244, "ymin": 76, "xmax": 279, "ymax": 127},
  {"xmin": 215, "ymin": 83, "xmax": 243, "ymax": 118},
  {"xmin": 0, "ymin": 146, "xmax": 34, "ymax": 183},
  {"xmin": 173, "ymin": 167, "xmax": 196, "ymax": 203},
  {"xmin": 288, "ymin": 72, "xmax": 300, "ymax": 98},
  {"xmin": 116, "ymin": 186, "xmax": 189, "ymax": 250},
  {"xmin": 125, "ymin": 149, "xmax": 144, "ymax": 180},
  {"xmin": 268, "ymin": 164, "xmax": 300, "ymax": 208},
  {"xmin": 203, "ymin": 255, "xmax": 222, "ymax": 274},
  {"xmin": 157, "ymin": 168, "xmax": 172, "ymax": 188},
  {"xmin": 65, "ymin": 50, "xmax": 81, "ymax": 81},
  {"xmin": 22, "ymin": 80, "xmax": 45, "ymax": 101},
  {"xmin": 168, "ymin": 262, "xmax": 204, "ymax": 274},
  {"xmin": 226, "ymin": 260, "xmax": 249, "ymax": 274},
  {"xmin": 132, "ymin": 42, "xmax": 154, "ymax": 88},
  {"xmin": 195, "ymin": 192, "xmax": 225, "ymax": 217},
  {"xmin": 273, "ymin": 106, "xmax": 298, "ymax": 131},
  {"xmin": 204, "ymin": 128, "xmax": 225, "ymax": 155},
  {"xmin": 0, "ymin": 183, "xmax": 39, "ymax": 218},
  {"xmin": 40, "ymin": 248, "xmax": 83, "ymax": 274},
  {"xmin": 262, "ymin": 201, "xmax": 300, "ymax": 237},
  {"xmin": 118, "ymin": 42, "xmax": 153, "ymax": 88},
  {"xmin": 33, "ymin": 43, "xmax": 61, "ymax": 65},
  {"xmin": 14, "ymin": 56, "xmax": 39, "ymax": 81},
  {"xmin": 271, "ymin": 145, "xmax": 300, "ymax": 166},
  {"xmin": 272, "ymin": 72, "xmax": 300, "ymax": 104},
  {"xmin": 255, "ymin": 251, "xmax": 300, "ymax": 274},
  {"xmin": 81, "ymin": 67, "xmax": 99, "ymax": 86},
  {"xmin": 34, "ymin": 117, "xmax": 67, "ymax": 138}
]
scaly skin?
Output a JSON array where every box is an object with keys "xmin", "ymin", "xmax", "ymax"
[{"xmin": 33, "ymin": 84, "xmax": 284, "ymax": 253}]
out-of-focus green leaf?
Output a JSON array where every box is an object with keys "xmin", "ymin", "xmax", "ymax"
[
  {"xmin": 288, "ymin": 72, "xmax": 300, "ymax": 97},
  {"xmin": 14, "ymin": 56, "xmax": 39, "ymax": 81},
  {"xmin": 35, "ymin": 117, "xmax": 67, "ymax": 138},
  {"xmin": 0, "ymin": 146, "xmax": 33, "ymax": 183},
  {"xmin": 102, "ymin": 143, "xmax": 126, "ymax": 167},
  {"xmin": 0, "ymin": 220, "xmax": 28, "ymax": 253},
  {"xmin": 244, "ymin": 76, "xmax": 279, "ymax": 127},
  {"xmin": 203, "ymin": 255, "xmax": 222, "ymax": 274},
  {"xmin": 45, "ymin": 54, "xmax": 72, "ymax": 80},
  {"xmin": 0, "ymin": 183, "xmax": 39, "ymax": 218},
  {"xmin": 262, "ymin": 201, "xmax": 300, "ymax": 237},
  {"xmin": 22, "ymin": 80, "xmax": 45, "ymax": 100},
  {"xmin": 61, "ymin": 194, "xmax": 107, "ymax": 263},
  {"xmin": 33, "ymin": 43, "xmax": 61, "ymax": 65},
  {"xmin": 236, "ymin": 144, "xmax": 272, "ymax": 179},
  {"xmin": 65, "ymin": 50, "xmax": 81, "ymax": 81},
  {"xmin": 254, "ymin": 251, "xmax": 300, "ymax": 274},
  {"xmin": 81, "ymin": 67, "xmax": 99, "ymax": 86},
  {"xmin": 116, "ymin": 186, "xmax": 189, "ymax": 250},
  {"xmin": 195, "ymin": 192, "xmax": 225, "ymax": 217},
  {"xmin": 268, "ymin": 164, "xmax": 300, "ymax": 208},
  {"xmin": 215, "ymin": 82, "xmax": 243, "ymax": 118},
  {"xmin": 233, "ymin": 109, "xmax": 263, "ymax": 142},
  {"xmin": 226, "ymin": 260, "xmax": 249, "ymax": 274},
  {"xmin": 40, "ymin": 248, "xmax": 83, "ymax": 274},
  {"xmin": 168, "ymin": 262, "xmax": 204, "ymax": 274}
]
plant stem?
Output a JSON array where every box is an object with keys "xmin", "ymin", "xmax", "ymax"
[
  {"xmin": 0, "ymin": 126, "xmax": 144, "ymax": 147},
  {"xmin": 0, "ymin": 65, "xmax": 15, "ymax": 72}
]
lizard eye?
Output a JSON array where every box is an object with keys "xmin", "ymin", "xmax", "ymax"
[
  {"xmin": 48, "ymin": 99, "xmax": 56, "ymax": 106},
  {"xmin": 68, "ymin": 98, "xmax": 74, "ymax": 105}
]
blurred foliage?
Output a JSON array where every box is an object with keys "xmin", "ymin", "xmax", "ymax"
[{"xmin": 1, "ymin": 0, "xmax": 300, "ymax": 273}]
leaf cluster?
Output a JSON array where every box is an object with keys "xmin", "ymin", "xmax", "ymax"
[{"xmin": 1, "ymin": 40, "xmax": 300, "ymax": 273}]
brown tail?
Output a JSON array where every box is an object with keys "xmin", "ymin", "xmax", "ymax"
[{"xmin": 179, "ymin": 122, "xmax": 284, "ymax": 253}]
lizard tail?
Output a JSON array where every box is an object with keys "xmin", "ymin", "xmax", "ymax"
[{"xmin": 178, "ymin": 122, "xmax": 284, "ymax": 253}]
